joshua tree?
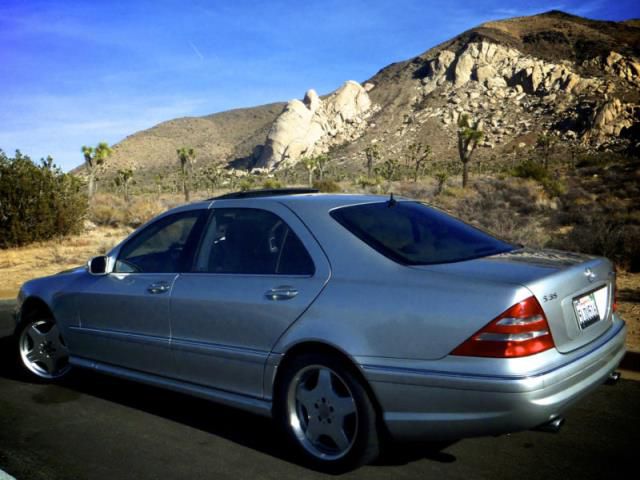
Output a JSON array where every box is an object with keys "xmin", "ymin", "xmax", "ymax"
[
  {"xmin": 153, "ymin": 173, "xmax": 164, "ymax": 198},
  {"xmin": 536, "ymin": 133, "xmax": 556, "ymax": 169},
  {"xmin": 434, "ymin": 170, "xmax": 449, "ymax": 195},
  {"xmin": 301, "ymin": 156, "xmax": 317, "ymax": 187},
  {"xmin": 82, "ymin": 142, "xmax": 112, "ymax": 198},
  {"xmin": 176, "ymin": 147, "xmax": 196, "ymax": 201},
  {"xmin": 374, "ymin": 158, "xmax": 399, "ymax": 192},
  {"xmin": 406, "ymin": 142, "xmax": 432, "ymax": 182},
  {"xmin": 314, "ymin": 155, "xmax": 330, "ymax": 181},
  {"xmin": 203, "ymin": 165, "xmax": 224, "ymax": 194},
  {"xmin": 365, "ymin": 144, "xmax": 380, "ymax": 178},
  {"xmin": 114, "ymin": 168, "xmax": 134, "ymax": 202},
  {"xmin": 457, "ymin": 114, "xmax": 483, "ymax": 188}
]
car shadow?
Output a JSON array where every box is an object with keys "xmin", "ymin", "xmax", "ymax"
[{"xmin": 0, "ymin": 334, "xmax": 457, "ymax": 470}]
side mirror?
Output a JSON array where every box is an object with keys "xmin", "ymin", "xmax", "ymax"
[{"xmin": 88, "ymin": 256, "xmax": 108, "ymax": 275}]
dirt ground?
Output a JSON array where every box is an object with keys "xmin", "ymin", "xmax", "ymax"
[
  {"xmin": 0, "ymin": 229, "xmax": 638, "ymax": 352},
  {"xmin": 0, "ymin": 226, "xmax": 131, "ymax": 299},
  {"xmin": 618, "ymin": 272, "xmax": 640, "ymax": 352}
]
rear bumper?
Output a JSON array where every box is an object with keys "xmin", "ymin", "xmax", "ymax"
[{"xmin": 360, "ymin": 318, "xmax": 627, "ymax": 441}]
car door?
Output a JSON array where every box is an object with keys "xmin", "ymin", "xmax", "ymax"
[
  {"xmin": 170, "ymin": 202, "xmax": 331, "ymax": 398},
  {"xmin": 71, "ymin": 209, "xmax": 207, "ymax": 376}
]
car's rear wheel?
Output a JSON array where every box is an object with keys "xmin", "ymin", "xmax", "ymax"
[
  {"xmin": 16, "ymin": 317, "xmax": 71, "ymax": 381},
  {"xmin": 276, "ymin": 353, "xmax": 379, "ymax": 472}
]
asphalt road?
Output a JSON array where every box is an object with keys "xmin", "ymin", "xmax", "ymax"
[{"xmin": 1, "ymin": 304, "xmax": 639, "ymax": 480}]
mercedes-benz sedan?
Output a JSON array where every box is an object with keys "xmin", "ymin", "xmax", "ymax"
[{"xmin": 13, "ymin": 189, "xmax": 626, "ymax": 471}]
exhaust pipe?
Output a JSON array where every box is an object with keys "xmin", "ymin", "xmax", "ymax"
[
  {"xmin": 534, "ymin": 416, "xmax": 565, "ymax": 433},
  {"xmin": 606, "ymin": 371, "xmax": 621, "ymax": 385}
]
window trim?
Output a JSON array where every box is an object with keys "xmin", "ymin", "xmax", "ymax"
[{"xmin": 114, "ymin": 209, "xmax": 208, "ymax": 274}]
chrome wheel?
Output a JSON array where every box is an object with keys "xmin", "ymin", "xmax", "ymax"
[
  {"xmin": 18, "ymin": 319, "xmax": 70, "ymax": 379},
  {"xmin": 286, "ymin": 365, "xmax": 358, "ymax": 460}
]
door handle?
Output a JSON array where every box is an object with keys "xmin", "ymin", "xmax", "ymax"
[
  {"xmin": 265, "ymin": 286, "xmax": 298, "ymax": 301},
  {"xmin": 147, "ymin": 282, "xmax": 171, "ymax": 294}
]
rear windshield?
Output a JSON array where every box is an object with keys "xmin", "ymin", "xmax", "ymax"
[{"xmin": 330, "ymin": 201, "xmax": 514, "ymax": 265}]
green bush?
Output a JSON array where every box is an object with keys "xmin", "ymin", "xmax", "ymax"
[
  {"xmin": 312, "ymin": 179, "xmax": 341, "ymax": 193},
  {"xmin": 512, "ymin": 159, "xmax": 565, "ymax": 197},
  {"xmin": 513, "ymin": 159, "xmax": 548, "ymax": 182},
  {"xmin": 548, "ymin": 216, "xmax": 640, "ymax": 272},
  {"xmin": 261, "ymin": 178, "xmax": 283, "ymax": 189},
  {"xmin": 0, "ymin": 150, "xmax": 87, "ymax": 248}
]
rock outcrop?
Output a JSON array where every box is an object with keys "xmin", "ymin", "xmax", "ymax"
[
  {"xmin": 412, "ymin": 40, "xmax": 638, "ymax": 149},
  {"xmin": 254, "ymin": 81, "xmax": 374, "ymax": 170},
  {"xmin": 583, "ymin": 98, "xmax": 637, "ymax": 143},
  {"xmin": 421, "ymin": 40, "xmax": 599, "ymax": 97}
]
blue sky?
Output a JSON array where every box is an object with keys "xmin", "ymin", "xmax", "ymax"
[{"xmin": 1, "ymin": 0, "xmax": 638, "ymax": 170}]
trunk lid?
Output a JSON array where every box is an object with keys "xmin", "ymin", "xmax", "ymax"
[{"xmin": 418, "ymin": 248, "xmax": 616, "ymax": 353}]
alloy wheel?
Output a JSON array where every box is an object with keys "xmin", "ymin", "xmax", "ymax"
[
  {"xmin": 18, "ymin": 319, "xmax": 70, "ymax": 379},
  {"xmin": 286, "ymin": 365, "xmax": 358, "ymax": 460}
]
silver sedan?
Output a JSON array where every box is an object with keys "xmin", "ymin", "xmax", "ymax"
[{"xmin": 12, "ymin": 189, "xmax": 626, "ymax": 471}]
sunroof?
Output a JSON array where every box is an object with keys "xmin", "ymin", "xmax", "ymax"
[{"xmin": 210, "ymin": 188, "xmax": 319, "ymax": 200}]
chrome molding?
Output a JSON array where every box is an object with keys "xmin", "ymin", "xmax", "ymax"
[
  {"xmin": 171, "ymin": 338, "xmax": 268, "ymax": 364},
  {"xmin": 68, "ymin": 326, "xmax": 169, "ymax": 348},
  {"xmin": 69, "ymin": 356, "xmax": 272, "ymax": 417},
  {"xmin": 69, "ymin": 326, "xmax": 269, "ymax": 364}
]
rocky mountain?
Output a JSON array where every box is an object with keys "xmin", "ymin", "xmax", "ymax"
[
  {"xmin": 96, "ymin": 10, "xmax": 640, "ymax": 177},
  {"xmin": 96, "ymin": 102, "xmax": 285, "ymax": 172}
]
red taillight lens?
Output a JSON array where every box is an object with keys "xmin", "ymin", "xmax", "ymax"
[{"xmin": 451, "ymin": 296, "xmax": 555, "ymax": 358}]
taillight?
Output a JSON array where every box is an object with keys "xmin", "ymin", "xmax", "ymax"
[{"xmin": 451, "ymin": 296, "xmax": 555, "ymax": 358}]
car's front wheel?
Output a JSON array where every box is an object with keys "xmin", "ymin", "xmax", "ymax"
[
  {"xmin": 16, "ymin": 316, "xmax": 71, "ymax": 381},
  {"xmin": 276, "ymin": 353, "xmax": 379, "ymax": 472}
]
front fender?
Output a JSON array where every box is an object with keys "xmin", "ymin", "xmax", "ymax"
[{"xmin": 17, "ymin": 267, "xmax": 87, "ymax": 332}]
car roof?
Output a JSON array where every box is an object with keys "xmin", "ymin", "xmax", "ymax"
[
  {"xmin": 209, "ymin": 189, "xmax": 399, "ymax": 210},
  {"xmin": 164, "ymin": 190, "xmax": 403, "ymax": 217}
]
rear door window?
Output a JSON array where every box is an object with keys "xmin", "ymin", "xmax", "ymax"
[
  {"xmin": 194, "ymin": 208, "xmax": 315, "ymax": 275},
  {"xmin": 331, "ymin": 201, "xmax": 514, "ymax": 265}
]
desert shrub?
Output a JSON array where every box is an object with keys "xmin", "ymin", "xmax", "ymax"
[
  {"xmin": 89, "ymin": 194, "xmax": 165, "ymax": 228},
  {"xmin": 312, "ymin": 179, "xmax": 341, "ymax": 193},
  {"xmin": 514, "ymin": 159, "xmax": 548, "ymax": 181},
  {"xmin": 354, "ymin": 176, "xmax": 379, "ymax": 189},
  {"xmin": 433, "ymin": 178, "xmax": 551, "ymax": 248},
  {"xmin": 512, "ymin": 159, "xmax": 565, "ymax": 197},
  {"xmin": 261, "ymin": 178, "xmax": 283, "ymax": 190},
  {"xmin": 0, "ymin": 150, "xmax": 87, "ymax": 248},
  {"xmin": 394, "ymin": 181, "xmax": 431, "ymax": 200},
  {"xmin": 549, "ymin": 210, "xmax": 640, "ymax": 271},
  {"xmin": 575, "ymin": 151, "xmax": 625, "ymax": 169},
  {"xmin": 126, "ymin": 196, "xmax": 165, "ymax": 227},
  {"xmin": 237, "ymin": 178, "xmax": 256, "ymax": 192}
]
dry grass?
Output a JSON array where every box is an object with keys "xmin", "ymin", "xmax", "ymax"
[
  {"xmin": 0, "ymin": 226, "xmax": 131, "ymax": 299},
  {"xmin": 618, "ymin": 272, "xmax": 640, "ymax": 352},
  {"xmin": 89, "ymin": 193, "xmax": 184, "ymax": 228}
]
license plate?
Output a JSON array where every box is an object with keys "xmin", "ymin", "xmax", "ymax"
[{"xmin": 573, "ymin": 292, "xmax": 601, "ymax": 329}]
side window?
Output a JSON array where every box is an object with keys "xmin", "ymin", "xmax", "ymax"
[
  {"xmin": 194, "ymin": 208, "xmax": 314, "ymax": 275},
  {"xmin": 115, "ymin": 211, "xmax": 204, "ymax": 273}
]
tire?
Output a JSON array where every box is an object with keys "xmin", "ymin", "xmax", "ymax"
[
  {"xmin": 15, "ymin": 315, "xmax": 71, "ymax": 381},
  {"xmin": 275, "ymin": 353, "xmax": 379, "ymax": 472}
]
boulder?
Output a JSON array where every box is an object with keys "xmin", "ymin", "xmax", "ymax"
[
  {"xmin": 475, "ymin": 64, "xmax": 496, "ymax": 85},
  {"xmin": 255, "ymin": 81, "xmax": 373, "ymax": 169},
  {"xmin": 454, "ymin": 46, "xmax": 476, "ymax": 87}
]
